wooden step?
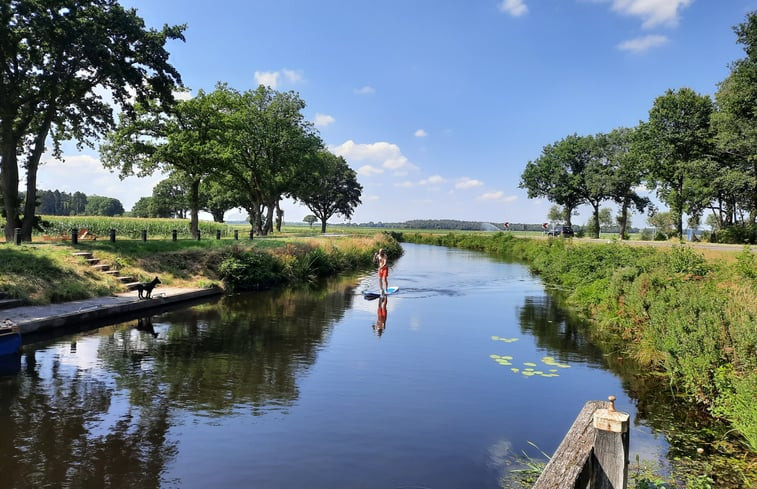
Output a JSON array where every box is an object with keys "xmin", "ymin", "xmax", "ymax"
[
  {"xmin": 102, "ymin": 270, "xmax": 120, "ymax": 276},
  {"xmin": 72, "ymin": 252, "xmax": 93, "ymax": 259},
  {"xmin": 124, "ymin": 282, "xmax": 141, "ymax": 290},
  {"xmin": 117, "ymin": 276, "xmax": 135, "ymax": 283},
  {"xmin": 91, "ymin": 264, "xmax": 110, "ymax": 272},
  {"xmin": 86, "ymin": 258, "xmax": 100, "ymax": 265}
]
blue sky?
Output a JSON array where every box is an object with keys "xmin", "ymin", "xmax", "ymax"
[{"xmin": 39, "ymin": 0, "xmax": 757, "ymax": 227}]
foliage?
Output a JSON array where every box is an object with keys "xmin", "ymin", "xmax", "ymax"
[
  {"xmin": 640, "ymin": 88, "xmax": 715, "ymax": 237},
  {"xmin": 84, "ymin": 195, "xmax": 125, "ymax": 216},
  {"xmin": 710, "ymin": 223, "xmax": 757, "ymax": 244},
  {"xmin": 303, "ymin": 215, "xmax": 317, "ymax": 227},
  {"xmin": 294, "ymin": 150, "xmax": 362, "ymax": 233},
  {"xmin": 217, "ymin": 84, "xmax": 323, "ymax": 236}
]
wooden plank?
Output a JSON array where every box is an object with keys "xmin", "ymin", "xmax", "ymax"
[{"xmin": 532, "ymin": 400, "xmax": 607, "ymax": 489}]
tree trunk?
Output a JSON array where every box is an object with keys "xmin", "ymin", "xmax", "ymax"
[
  {"xmin": 21, "ymin": 113, "xmax": 54, "ymax": 241},
  {"xmin": 592, "ymin": 202, "xmax": 601, "ymax": 239},
  {"xmin": 1, "ymin": 140, "xmax": 20, "ymax": 243},
  {"xmin": 320, "ymin": 218, "xmax": 327, "ymax": 233},
  {"xmin": 189, "ymin": 177, "xmax": 201, "ymax": 238},
  {"xmin": 275, "ymin": 202, "xmax": 283, "ymax": 232},
  {"xmin": 564, "ymin": 206, "xmax": 573, "ymax": 227},
  {"xmin": 618, "ymin": 196, "xmax": 630, "ymax": 240}
]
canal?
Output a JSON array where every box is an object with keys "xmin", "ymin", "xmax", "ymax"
[{"xmin": 0, "ymin": 243, "xmax": 668, "ymax": 488}]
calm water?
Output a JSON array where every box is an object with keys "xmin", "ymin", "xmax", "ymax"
[{"xmin": 0, "ymin": 243, "xmax": 669, "ymax": 488}]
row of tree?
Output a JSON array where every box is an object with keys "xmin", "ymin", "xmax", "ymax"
[
  {"xmin": 36, "ymin": 189, "xmax": 124, "ymax": 217},
  {"xmin": 521, "ymin": 11, "xmax": 757, "ymax": 242},
  {"xmin": 100, "ymin": 83, "xmax": 363, "ymax": 235}
]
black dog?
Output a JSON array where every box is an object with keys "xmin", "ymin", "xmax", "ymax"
[{"xmin": 136, "ymin": 276, "xmax": 161, "ymax": 299}]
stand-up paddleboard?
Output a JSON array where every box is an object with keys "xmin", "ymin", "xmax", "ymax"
[{"xmin": 362, "ymin": 286, "xmax": 399, "ymax": 300}]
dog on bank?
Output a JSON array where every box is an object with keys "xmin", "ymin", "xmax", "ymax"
[{"xmin": 136, "ymin": 276, "xmax": 161, "ymax": 299}]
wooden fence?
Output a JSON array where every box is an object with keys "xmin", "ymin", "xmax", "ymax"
[{"xmin": 532, "ymin": 396, "xmax": 630, "ymax": 489}]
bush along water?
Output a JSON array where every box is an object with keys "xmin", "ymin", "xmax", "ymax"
[
  {"xmin": 219, "ymin": 234, "xmax": 402, "ymax": 292},
  {"xmin": 401, "ymin": 232, "xmax": 756, "ymax": 485}
]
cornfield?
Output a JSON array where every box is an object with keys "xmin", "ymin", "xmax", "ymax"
[{"xmin": 35, "ymin": 216, "xmax": 239, "ymax": 240}]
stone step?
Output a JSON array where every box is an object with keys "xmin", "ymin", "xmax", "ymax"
[{"xmin": 0, "ymin": 298, "xmax": 24, "ymax": 310}]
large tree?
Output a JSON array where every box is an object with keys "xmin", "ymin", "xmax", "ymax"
[
  {"xmin": 294, "ymin": 150, "xmax": 362, "ymax": 233},
  {"xmin": 597, "ymin": 127, "xmax": 649, "ymax": 240},
  {"xmin": 220, "ymin": 84, "xmax": 323, "ymax": 235},
  {"xmin": 520, "ymin": 134, "xmax": 590, "ymax": 227},
  {"xmin": 0, "ymin": 0, "xmax": 184, "ymax": 242},
  {"xmin": 711, "ymin": 10, "xmax": 757, "ymax": 225},
  {"xmin": 640, "ymin": 88, "xmax": 715, "ymax": 237},
  {"xmin": 101, "ymin": 90, "xmax": 227, "ymax": 237}
]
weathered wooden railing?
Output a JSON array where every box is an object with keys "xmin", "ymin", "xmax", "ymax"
[{"xmin": 532, "ymin": 396, "xmax": 630, "ymax": 489}]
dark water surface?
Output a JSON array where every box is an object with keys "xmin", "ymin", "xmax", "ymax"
[{"xmin": 0, "ymin": 243, "xmax": 669, "ymax": 488}]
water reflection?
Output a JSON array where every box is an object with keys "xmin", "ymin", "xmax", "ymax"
[
  {"xmin": 372, "ymin": 296, "xmax": 388, "ymax": 337},
  {"xmin": 517, "ymin": 295, "xmax": 605, "ymax": 367}
]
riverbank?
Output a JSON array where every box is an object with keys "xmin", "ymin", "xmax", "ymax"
[{"xmin": 400, "ymin": 231, "xmax": 756, "ymax": 486}]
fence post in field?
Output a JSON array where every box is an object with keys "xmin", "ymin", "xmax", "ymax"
[
  {"xmin": 249, "ymin": 230, "xmax": 254, "ymax": 240},
  {"xmin": 109, "ymin": 229, "xmax": 116, "ymax": 242},
  {"xmin": 592, "ymin": 396, "xmax": 630, "ymax": 489},
  {"xmin": 172, "ymin": 229, "xmax": 177, "ymax": 241},
  {"xmin": 216, "ymin": 229, "xmax": 221, "ymax": 240},
  {"xmin": 141, "ymin": 230, "xmax": 147, "ymax": 242},
  {"xmin": 71, "ymin": 228, "xmax": 78, "ymax": 245},
  {"xmin": 14, "ymin": 228, "xmax": 21, "ymax": 245},
  {"xmin": 234, "ymin": 230, "xmax": 239, "ymax": 240},
  {"xmin": 196, "ymin": 230, "xmax": 201, "ymax": 240}
]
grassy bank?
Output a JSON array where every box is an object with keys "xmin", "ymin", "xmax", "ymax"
[
  {"xmin": 402, "ymin": 232, "xmax": 756, "ymax": 479},
  {"xmin": 0, "ymin": 233, "xmax": 401, "ymax": 304}
]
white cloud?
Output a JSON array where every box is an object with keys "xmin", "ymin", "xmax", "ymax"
[
  {"xmin": 499, "ymin": 0, "xmax": 528, "ymax": 17},
  {"xmin": 354, "ymin": 85, "xmax": 375, "ymax": 95},
  {"xmin": 479, "ymin": 191, "xmax": 518, "ymax": 203},
  {"xmin": 395, "ymin": 181, "xmax": 415, "ymax": 188},
  {"xmin": 173, "ymin": 89, "xmax": 193, "ymax": 101},
  {"xmin": 314, "ymin": 113, "xmax": 335, "ymax": 128},
  {"xmin": 254, "ymin": 70, "xmax": 280, "ymax": 88},
  {"xmin": 617, "ymin": 34, "xmax": 668, "ymax": 53},
  {"xmin": 282, "ymin": 69, "xmax": 304, "ymax": 84},
  {"xmin": 610, "ymin": 0, "xmax": 692, "ymax": 28},
  {"xmin": 414, "ymin": 129, "xmax": 427, "ymax": 137},
  {"xmin": 357, "ymin": 164, "xmax": 384, "ymax": 176},
  {"xmin": 254, "ymin": 68, "xmax": 304, "ymax": 89},
  {"xmin": 456, "ymin": 177, "xmax": 484, "ymax": 189},
  {"xmin": 331, "ymin": 140, "xmax": 415, "ymax": 174},
  {"xmin": 420, "ymin": 175, "xmax": 444, "ymax": 185}
]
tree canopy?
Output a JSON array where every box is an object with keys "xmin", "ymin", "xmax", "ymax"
[
  {"xmin": 294, "ymin": 150, "xmax": 362, "ymax": 233},
  {"xmin": 0, "ymin": 0, "xmax": 184, "ymax": 241}
]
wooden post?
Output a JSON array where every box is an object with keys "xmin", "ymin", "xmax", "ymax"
[
  {"xmin": 14, "ymin": 228, "xmax": 21, "ymax": 245},
  {"xmin": 109, "ymin": 229, "xmax": 116, "ymax": 242},
  {"xmin": 196, "ymin": 229, "xmax": 201, "ymax": 240},
  {"xmin": 249, "ymin": 230, "xmax": 254, "ymax": 240},
  {"xmin": 141, "ymin": 229, "xmax": 147, "ymax": 242},
  {"xmin": 216, "ymin": 229, "xmax": 221, "ymax": 240},
  {"xmin": 592, "ymin": 396, "xmax": 630, "ymax": 489},
  {"xmin": 172, "ymin": 229, "xmax": 177, "ymax": 241},
  {"xmin": 234, "ymin": 230, "xmax": 239, "ymax": 240},
  {"xmin": 72, "ymin": 228, "xmax": 79, "ymax": 244}
]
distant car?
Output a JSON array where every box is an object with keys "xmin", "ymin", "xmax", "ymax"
[{"xmin": 547, "ymin": 225, "xmax": 574, "ymax": 237}]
